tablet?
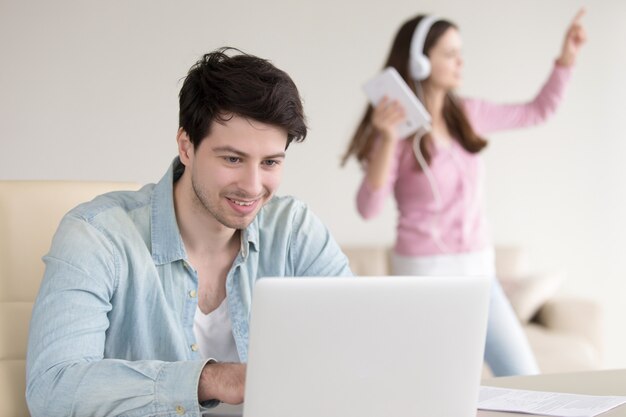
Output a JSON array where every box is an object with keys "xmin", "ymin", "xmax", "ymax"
[{"xmin": 363, "ymin": 67, "xmax": 432, "ymax": 139}]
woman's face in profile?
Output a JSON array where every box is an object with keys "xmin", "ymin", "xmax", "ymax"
[{"xmin": 426, "ymin": 27, "xmax": 464, "ymax": 91}]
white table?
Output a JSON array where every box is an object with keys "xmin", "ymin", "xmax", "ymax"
[{"xmin": 480, "ymin": 369, "xmax": 626, "ymax": 417}]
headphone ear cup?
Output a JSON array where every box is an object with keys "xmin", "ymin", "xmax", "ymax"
[{"xmin": 411, "ymin": 54, "xmax": 431, "ymax": 81}]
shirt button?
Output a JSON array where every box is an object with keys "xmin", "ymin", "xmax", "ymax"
[
  {"xmin": 191, "ymin": 343, "xmax": 198, "ymax": 352},
  {"xmin": 189, "ymin": 289, "xmax": 197, "ymax": 298},
  {"xmin": 176, "ymin": 405, "xmax": 185, "ymax": 415}
]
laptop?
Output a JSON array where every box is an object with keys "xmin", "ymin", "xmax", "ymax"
[{"xmin": 210, "ymin": 275, "xmax": 491, "ymax": 417}]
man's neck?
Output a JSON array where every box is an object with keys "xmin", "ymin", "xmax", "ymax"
[{"xmin": 173, "ymin": 173, "xmax": 241, "ymax": 315}]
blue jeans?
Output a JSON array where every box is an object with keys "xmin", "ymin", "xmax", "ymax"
[
  {"xmin": 485, "ymin": 279, "xmax": 539, "ymax": 376},
  {"xmin": 391, "ymin": 249, "xmax": 540, "ymax": 376}
]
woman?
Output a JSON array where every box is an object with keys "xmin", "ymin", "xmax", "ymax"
[{"xmin": 342, "ymin": 10, "xmax": 586, "ymax": 376}]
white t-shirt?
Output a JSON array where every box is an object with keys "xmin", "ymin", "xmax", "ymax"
[{"xmin": 193, "ymin": 298, "xmax": 240, "ymax": 362}]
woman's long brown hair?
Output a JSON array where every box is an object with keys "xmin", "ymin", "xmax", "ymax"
[{"xmin": 341, "ymin": 15, "xmax": 487, "ymax": 168}]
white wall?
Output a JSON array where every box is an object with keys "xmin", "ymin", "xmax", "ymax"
[{"xmin": 2, "ymin": 0, "xmax": 625, "ymax": 368}]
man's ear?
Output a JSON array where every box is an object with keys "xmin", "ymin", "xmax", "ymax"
[{"xmin": 177, "ymin": 128, "xmax": 194, "ymax": 165}]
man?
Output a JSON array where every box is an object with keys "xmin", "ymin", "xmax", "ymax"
[{"xmin": 26, "ymin": 48, "xmax": 351, "ymax": 416}]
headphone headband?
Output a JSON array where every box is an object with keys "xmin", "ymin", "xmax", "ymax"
[{"xmin": 409, "ymin": 15, "xmax": 440, "ymax": 80}]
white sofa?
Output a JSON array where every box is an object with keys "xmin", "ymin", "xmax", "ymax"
[{"xmin": 341, "ymin": 245, "xmax": 603, "ymax": 376}]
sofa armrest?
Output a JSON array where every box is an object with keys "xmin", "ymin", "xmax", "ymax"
[{"xmin": 534, "ymin": 296, "xmax": 603, "ymax": 356}]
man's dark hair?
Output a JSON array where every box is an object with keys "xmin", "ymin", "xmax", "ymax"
[{"xmin": 179, "ymin": 47, "xmax": 307, "ymax": 148}]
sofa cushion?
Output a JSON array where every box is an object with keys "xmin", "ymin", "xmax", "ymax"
[
  {"xmin": 494, "ymin": 246, "xmax": 530, "ymax": 278},
  {"xmin": 341, "ymin": 246, "xmax": 390, "ymax": 276},
  {"xmin": 524, "ymin": 323, "xmax": 601, "ymax": 372},
  {"xmin": 499, "ymin": 271, "xmax": 564, "ymax": 323}
]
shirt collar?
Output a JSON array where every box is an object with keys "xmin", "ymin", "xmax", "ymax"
[
  {"xmin": 150, "ymin": 157, "xmax": 259, "ymax": 265},
  {"xmin": 240, "ymin": 216, "xmax": 259, "ymax": 258},
  {"xmin": 150, "ymin": 157, "xmax": 187, "ymax": 265}
]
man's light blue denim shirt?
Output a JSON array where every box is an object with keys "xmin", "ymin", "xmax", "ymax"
[{"xmin": 26, "ymin": 158, "xmax": 352, "ymax": 417}]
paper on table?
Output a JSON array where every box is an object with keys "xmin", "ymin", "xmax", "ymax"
[{"xmin": 478, "ymin": 386, "xmax": 626, "ymax": 417}]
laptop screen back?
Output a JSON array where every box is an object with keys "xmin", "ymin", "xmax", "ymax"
[{"xmin": 242, "ymin": 276, "xmax": 490, "ymax": 417}]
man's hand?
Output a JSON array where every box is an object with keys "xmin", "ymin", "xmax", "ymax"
[{"xmin": 198, "ymin": 362, "xmax": 246, "ymax": 404}]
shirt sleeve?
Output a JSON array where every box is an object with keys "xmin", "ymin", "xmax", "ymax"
[
  {"xmin": 287, "ymin": 202, "xmax": 353, "ymax": 277},
  {"xmin": 26, "ymin": 214, "xmax": 210, "ymax": 417},
  {"xmin": 462, "ymin": 62, "xmax": 573, "ymax": 136},
  {"xmin": 356, "ymin": 136, "xmax": 403, "ymax": 219}
]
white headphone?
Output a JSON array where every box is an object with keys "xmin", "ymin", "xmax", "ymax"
[{"xmin": 409, "ymin": 15, "xmax": 440, "ymax": 81}]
